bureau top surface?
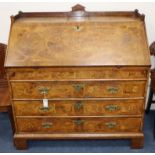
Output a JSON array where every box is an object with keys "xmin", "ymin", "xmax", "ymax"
[{"xmin": 5, "ymin": 5, "xmax": 151, "ymax": 67}]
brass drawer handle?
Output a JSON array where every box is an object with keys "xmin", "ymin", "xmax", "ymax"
[
  {"xmin": 73, "ymin": 84, "xmax": 84, "ymax": 92},
  {"xmin": 74, "ymin": 119, "xmax": 84, "ymax": 126},
  {"xmin": 39, "ymin": 107, "xmax": 52, "ymax": 112},
  {"xmin": 105, "ymin": 122, "xmax": 117, "ymax": 128},
  {"xmin": 107, "ymin": 87, "xmax": 119, "ymax": 94},
  {"xmin": 74, "ymin": 101, "xmax": 83, "ymax": 110},
  {"xmin": 105, "ymin": 105, "xmax": 120, "ymax": 112},
  {"xmin": 42, "ymin": 122, "xmax": 53, "ymax": 128},
  {"xmin": 38, "ymin": 87, "xmax": 49, "ymax": 95}
]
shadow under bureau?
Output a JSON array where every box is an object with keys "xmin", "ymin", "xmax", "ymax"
[{"xmin": 4, "ymin": 4, "xmax": 151, "ymax": 149}]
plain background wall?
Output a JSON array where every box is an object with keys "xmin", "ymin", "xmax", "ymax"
[{"xmin": 0, "ymin": 2, "xmax": 155, "ymax": 108}]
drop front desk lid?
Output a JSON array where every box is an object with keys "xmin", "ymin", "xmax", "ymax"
[{"xmin": 5, "ymin": 5, "xmax": 151, "ymax": 67}]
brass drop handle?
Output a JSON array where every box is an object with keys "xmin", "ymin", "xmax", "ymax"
[
  {"xmin": 105, "ymin": 122, "xmax": 117, "ymax": 128},
  {"xmin": 107, "ymin": 87, "xmax": 119, "ymax": 94},
  {"xmin": 74, "ymin": 101, "xmax": 84, "ymax": 110},
  {"xmin": 74, "ymin": 119, "xmax": 84, "ymax": 126},
  {"xmin": 73, "ymin": 84, "xmax": 84, "ymax": 92},
  {"xmin": 42, "ymin": 122, "xmax": 53, "ymax": 128},
  {"xmin": 105, "ymin": 105, "xmax": 120, "ymax": 112},
  {"xmin": 39, "ymin": 107, "xmax": 52, "ymax": 112}
]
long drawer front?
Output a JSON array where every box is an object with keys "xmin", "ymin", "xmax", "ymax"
[
  {"xmin": 16, "ymin": 117, "xmax": 142, "ymax": 133},
  {"xmin": 11, "ymin": 81, "xmax": 146, "ymax": 99},
  {"xmin": 7, "ymin": 67, "xmax": 148, "ymax": 80},
  {"xmin": 14, "ymin": 99, "xmax": 144, "ymax": 116}
]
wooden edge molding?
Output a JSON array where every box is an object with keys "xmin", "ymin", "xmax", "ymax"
[
  {"xmin": 13, "ymin": 133, "xmax": 144, "ymax": 149},
  {"xmin": 14, "ymin": 132, "xmax": 144, "ymax": 140},
  {"xmin": 10, "ymin": 4, "xmax": 145, "ymax": 23}
]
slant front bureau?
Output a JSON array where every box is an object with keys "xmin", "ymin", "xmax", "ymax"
[{"xmin": 5, "ymin": 4, "xmax": 151, "ymax": 149}]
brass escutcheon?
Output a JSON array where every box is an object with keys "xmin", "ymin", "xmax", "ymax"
[
  {"xmin": 105, "ymin": 122, "xmax": 117, "ymax": 128},
  {"xmin": 73, "ymin": 84, "xmax": 84, "ymax": 92},
  {"xmin": 74, "ymin": 119, "xmax": 84, "ymax": 126},
  {"xmin": 74, "ymin": 25, "xmax": 82, "ymax": 31},
  {"xmin": 74, "ymin": 101, "xmax": 84, "ymax": 110}
]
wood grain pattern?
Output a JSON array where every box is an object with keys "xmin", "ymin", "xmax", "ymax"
[
  {"xmin": 14, "ymin": 132, "xmax": 144, "ymax": 139},
  {"xmin": 13, "ymin": 99, "xmax": 144, "ymax": 116},
  {"xmin": 7, "ymin": 67, "xmax": 148, "ymax": 80},
  {"xmin": 16, "ymin": 117, "xmax": 142, "ymax": 133},
  {"xmin": 5, "ymin": 4, "xmax": 150, "ymax": 149},
  {"xmin": 13, "ymin": 132, "xmax": 144, "ymax": 149},
  {"xmin": 5, "ymin": 15, "xmax": 150, "ymax": 67},
  {"xmin": 10, "ymin": 81, "xmax": 146, "ymax": 99}
]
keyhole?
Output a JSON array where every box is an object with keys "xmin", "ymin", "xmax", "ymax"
[
  {"xmin": 74, "ymin": 26, "xmax": 81, "ymax": 31},
  {"xmin": 76, "ymin": 26, "xmax": 80, "ymax": 30}
]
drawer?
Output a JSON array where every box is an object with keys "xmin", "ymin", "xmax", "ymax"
[
  {"xmin": 14, "ymin": 99, "xmax": 144, "ymax": 116},
  {"xmin": 16, "ymin": 117, "xmax": 142, "ymax": 133},
  {"xmin": 7, "ymin": 67, "xmax": 148, "ymax": 80},
  {"xmin": 11, "ymin": 81, "xmax": 146, "ymax": 99}
]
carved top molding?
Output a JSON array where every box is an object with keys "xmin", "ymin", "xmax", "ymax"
[
  {"xmin": 10, "ymin": 4, "xmax": 145, "ymax": 24},
  {"xmin": 71, "ymin": 4, "xmax": 85, "ymax": 12}
]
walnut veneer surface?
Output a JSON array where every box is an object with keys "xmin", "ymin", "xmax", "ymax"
[
  {"xmin": 5, "ymin": 16, "xmax": 150, "ymax": 67},
  {"xmin": 5, "ymin": 4, "xmax": 151, "ymax": 149}
]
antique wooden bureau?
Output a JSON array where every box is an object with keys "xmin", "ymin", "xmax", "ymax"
[{"xmin": 5, "ymin": 4, "xmax": 151, "ymax": 149}]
